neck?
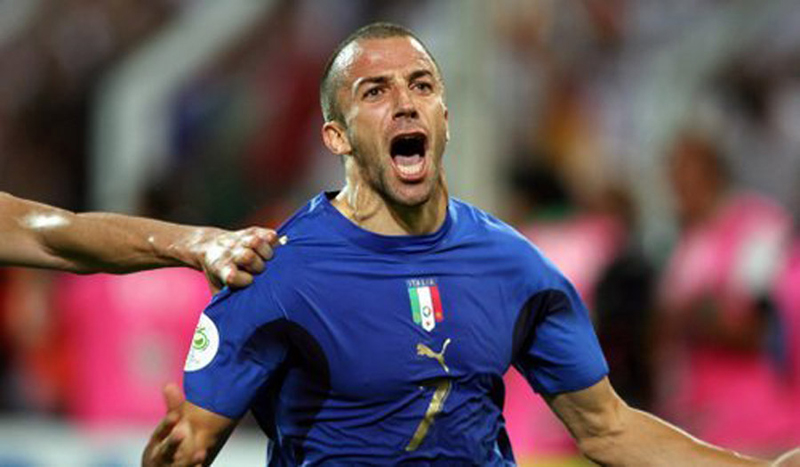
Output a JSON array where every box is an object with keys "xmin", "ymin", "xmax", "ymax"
[
  {"xmin": 683, "ymin": 188, "xmax": 727, "ymax": 228},
  {"xmin": 332, "ymin": 160, "xmax": 448, "ymax": 236}
]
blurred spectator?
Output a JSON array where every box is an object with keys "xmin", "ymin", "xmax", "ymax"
[
  {"xmin": 656, "ymin": 132, "xmax": 796, "ymax": 453},
  {"xmin": 774, "ymin": 235, "xmax": 800, "ymax": 391},
  {"xmin": 593, "ymin": 187, "xmax": 656, "ymax": 411},
  {"xmin": 0, "ymin": 269, "xmax": 65, "ymax": 414},
  {"xmin": 771, "ymin": 172, "xmax": 800, "ymax": 436},
  {"xmin": 512, "ymin": 162, "xmax": 627, "ymax": 307}
]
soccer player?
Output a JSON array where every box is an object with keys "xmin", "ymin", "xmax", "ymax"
[
  {"xmin": 0, "ymin": 191, "xmax": 281, "ymax": 290},
  {"xmin": 143, "ymin": 23, "xmax": 800, "ymax": 466}
]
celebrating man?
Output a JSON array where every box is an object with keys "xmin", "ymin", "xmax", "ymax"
[{"xmin": 144, "ymin": 23, "xmax": 799, "ymax": 466}]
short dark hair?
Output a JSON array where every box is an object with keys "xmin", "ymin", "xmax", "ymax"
[{"xmin": 319, "ymin": 22, "xmax": 441, "ymax": 124}]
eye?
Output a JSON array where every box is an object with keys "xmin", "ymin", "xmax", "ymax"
[
  {"xmin": 413, "ymin": 81, "xmax": 434, "ymax": 93},
  {"xmin": 363, "ymin": 87, "xmax": 384, "ymax": 99}
]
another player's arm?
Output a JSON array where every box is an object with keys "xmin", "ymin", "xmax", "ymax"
[
  {"xmin": 0, "ymin": 192, "xmax": 281, "ymax": 289},
  {"xmin": 545, "ymin": 377, "xmax": 794, "ymax": 466},
  {"xmin": 142, "ymin": 385, "xmax": 236, "ymax": 467}
]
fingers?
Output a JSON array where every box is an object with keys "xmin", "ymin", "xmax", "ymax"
[
  {"xmin": 156, "ymin": 427, "xmax": 185, "ymax": 464},
  {"xmin": 236, "ymin": 247, "xmax": 266, "ymax": 275},
  {"xmin": 151, "ymin": 410, "xmax": 180, "ymax": 444},
  {"xmin": 774, "ymin": 448, "xmax": 800, "ymax": 467},
  {"xmin": 154, "ymin": 424, "xmax": 207, "ymax": 467},
  {"xmin": 143, "ymin": 413, "xmax": 184, "ymax": 467},
  {"xmin": 143, "ymin": 384, "xmax": 207, "ymax": 467},
  {"xmin": 149, "ymin": 423, "xmax": 199, "ymax": 467},
  {"xmin": 192, "ymin": 449, "xmax": 208, "ymax": 466},
  {"xmin": 205, "ymin": 227, "xmax": 287, "ymax": 289},
  {"xmin": 147, "ymin": 384, "xmax": 186, "ymax": 454},
  {"xmin": 239, "ymin": 227, "xmax": 288, "ymax": 265},
  {"xmin": 205, "ymin": 270, "xmax": 225, "ymax": 296},
  {"xmin": 223, "ymin": 246, "xmax": 263, "ymax": 290},
  {"xmin": 199, "ymin": 226, "xmax": 289, "ymax": 290},
  {"xmin": 248, "ymin": 228, "xmax": 280, "ymax": 261},
  {"xmin": 147, "ymin": 384, "xmax": 185, "ymax": 449},
  {"xmin": 163, "ymin": 383, "xmax": 185, "ymax": 412}
]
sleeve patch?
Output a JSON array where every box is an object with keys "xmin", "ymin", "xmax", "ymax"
[{"xmin": 185, "ymin": 313, "xmax": 220, "ymax": 372}]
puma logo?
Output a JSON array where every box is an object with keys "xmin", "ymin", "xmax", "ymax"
[{"xmin": 417, "ymin": 338, "xmax": 452, "ymax": 373}]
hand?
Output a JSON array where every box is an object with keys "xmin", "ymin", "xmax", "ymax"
[
  {"xmin": 774, "ymin": 449, "xmax": 800, "ymax": 467},
  {"xmin": 142, "ymin": 384, "xmax": 206, "ymax": 467},
  {"xmin": 191, "ymin": 227, "xmax": 286, "ymax": 293}
]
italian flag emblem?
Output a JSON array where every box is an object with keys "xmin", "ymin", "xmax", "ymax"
[{"xmin": 407, "ymin": 279, "xmax": 444, "ymax": 332}]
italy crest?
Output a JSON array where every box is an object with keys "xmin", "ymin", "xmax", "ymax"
[{"xmin": 407, "ymin": 278, "xmax": 444, "ymax": 332}]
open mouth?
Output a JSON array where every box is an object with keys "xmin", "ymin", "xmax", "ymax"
[{"xmin": 390, "ymin": 133, "xmax": 428, "ymax": 179}]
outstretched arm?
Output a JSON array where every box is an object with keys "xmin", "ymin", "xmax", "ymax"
[
  {"xmin": 546, "ymin": 377, "xmax": 796, "ymax": 466},
  {"xmin": 0, "ymin": 192, "xmax": 283, "ymax": 289}
]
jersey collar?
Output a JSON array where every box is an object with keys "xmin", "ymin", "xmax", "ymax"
[{"xmin": 320, "ymin": 191, "xmax": 453, "ymax": 254}]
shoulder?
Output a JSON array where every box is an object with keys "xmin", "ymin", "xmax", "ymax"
[
  {"xmin": 449, "ymin": 198, "xmax": 572, "ymax": 291},
  {"xmin": 254, "ymin": 193, "xmax": 337, "ymax": 275},
  {"xmin": 449, "ymin": 198, "xmax": 525, "ymax": 242},
  {"xmin": 274, "ymin": 192, "xmax": 331, "ymax": 244},
  {"xmin": 449, "ymin": 199, "xmax": 547, "ymax": 262},
  {"xmin": 203, "ymin": 195, "xmax": 334, "ymax": 325}
]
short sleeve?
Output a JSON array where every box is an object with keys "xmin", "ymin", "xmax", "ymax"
[
  {"xmin": 183, "ymin": 281, "xmax": 289, "ymax": 419},
  {"xmin": 512, "ymin": 273, "xmax": 608, "ymax": 395}
]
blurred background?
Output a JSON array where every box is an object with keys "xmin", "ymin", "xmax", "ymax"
[{"xmin": 1, "ymin": 0, "xmax": 799, "ymax": 465}]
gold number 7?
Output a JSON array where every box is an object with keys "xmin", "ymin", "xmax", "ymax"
[{"xmin": 405, "ymin": 378, "xmax": 452, "ymax": 452}]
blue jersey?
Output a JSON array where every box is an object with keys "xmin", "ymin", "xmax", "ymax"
[{"xmin": 184, "ymin": 192, "xmax": 608, "ymax": 466}]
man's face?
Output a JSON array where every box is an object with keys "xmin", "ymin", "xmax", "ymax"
[
  {"xmin": 669, "ymin": 139, "xmax": 721, "ymax": 224},
  {"xmin": 329, "ymin": 36, "xmax": 449, "ymax": 208}
]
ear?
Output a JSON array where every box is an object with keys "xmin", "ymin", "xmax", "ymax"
[
  {"xmin": 322, "ymin": 121, "xmax": 352, "ymax": 156},
  {"xmin": 444, "ymin": 106, "xmax": 450, "ymax": 142}
]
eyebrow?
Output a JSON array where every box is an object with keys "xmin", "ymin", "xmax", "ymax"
[
  {"xmin": 408, "ymin": 69, "xmax": 434, "ymax": 82},
  {"xmin": 352, "ymin": 75, "xmax": 390, "ymax": 95},
  {"xmin": 352, "ymin": 68, "xmax": 436, "ymax": 95}
]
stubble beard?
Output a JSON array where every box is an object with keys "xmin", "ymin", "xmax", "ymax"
[{"xmin": 352, "ymin": 146, "xmax": 440, "ymax": 210}]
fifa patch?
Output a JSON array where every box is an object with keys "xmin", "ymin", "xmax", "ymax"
[
  {"xmin": 407, "ymin": 278, "xmax": 444, "ymax": 332},
  {"xmin": 185, "ymin": 313, "xmax": 219, "ymax": 372}
]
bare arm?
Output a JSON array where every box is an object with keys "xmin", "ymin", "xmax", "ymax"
[
  {"xmin": 545, "ymin": 377, "xmax": 777, "ymax": 466},
  {"xmin": 142, "ymin": 384, "xmax": 236, "ymax": 467},
  {"xmin": 0, "ymin": 192, "xmax": 283, "ymax": 289}
]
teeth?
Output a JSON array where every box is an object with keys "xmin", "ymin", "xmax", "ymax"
[{"xmin": 397, "ymin": 160, "xmax": 424, "ymax": 176}]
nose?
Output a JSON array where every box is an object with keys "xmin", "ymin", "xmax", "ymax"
[{"xmin": 392, "ymin": 86, "xmax": 418, "ymax": 120}]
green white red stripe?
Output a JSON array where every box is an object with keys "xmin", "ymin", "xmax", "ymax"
[{"xmin": 408, "ymin": 280, "xmax": 444, "ymax": 332}]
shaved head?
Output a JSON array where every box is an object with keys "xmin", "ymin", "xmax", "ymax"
[{"xmin": 319, "ymin": 22, "xmax": 442, "ymax": 125}]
